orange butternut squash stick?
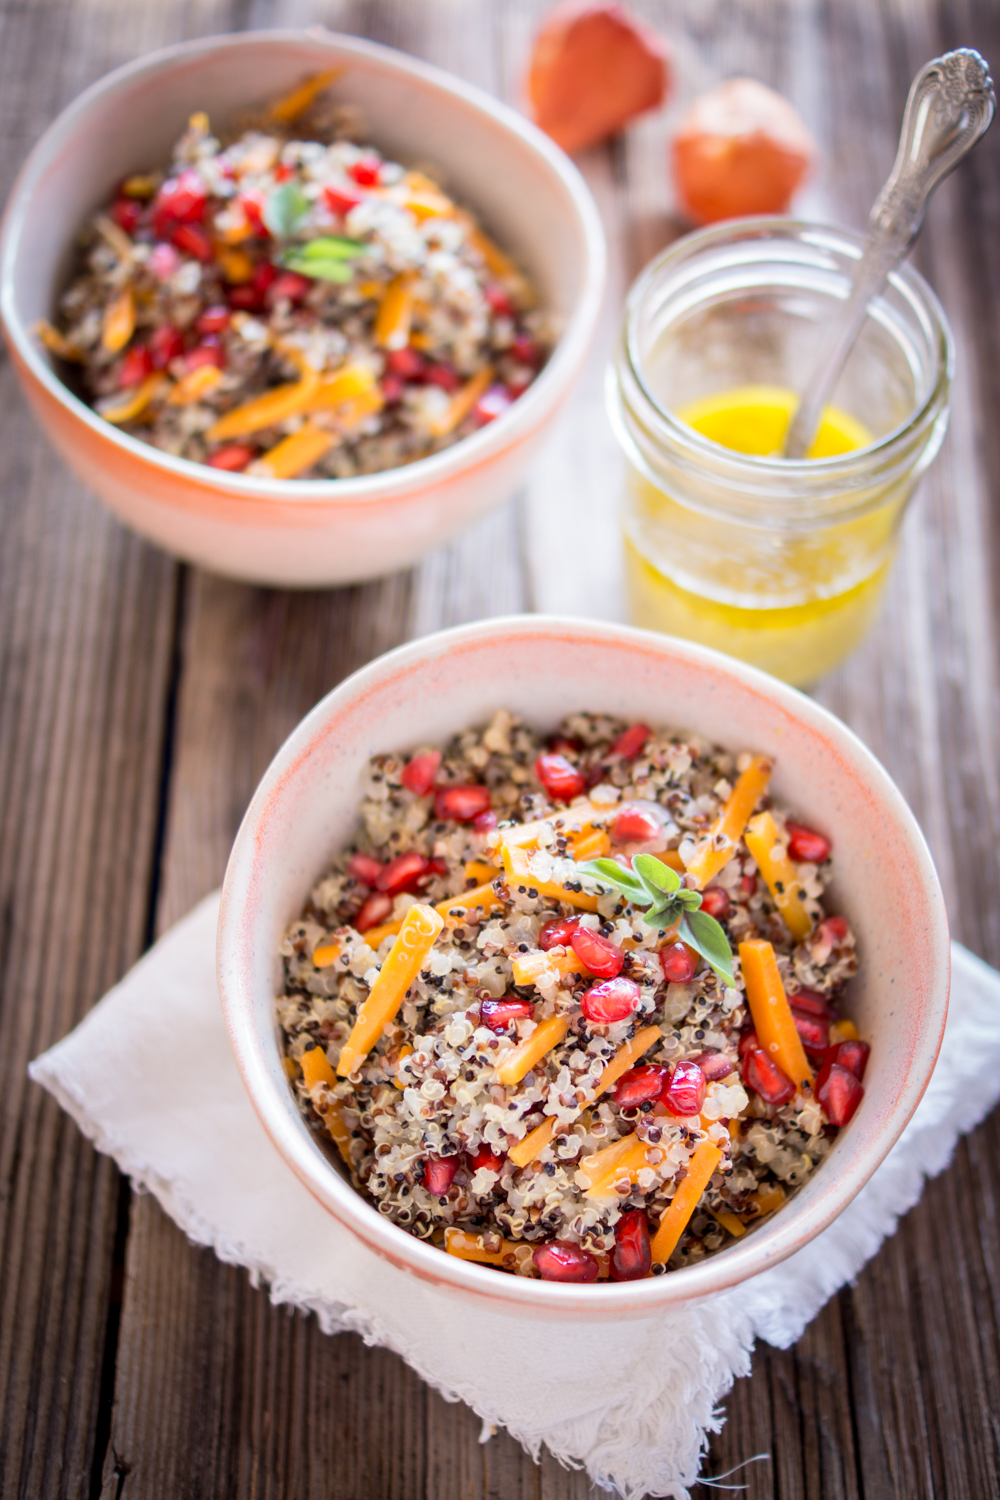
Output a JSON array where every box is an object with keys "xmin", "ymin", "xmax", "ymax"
[
  {"xmin": 216, "ymin": 245, "xmax": 254, "ymax": 283},
  {"xmin": 168, "ymin": 364, "xmax": 223, "ymax": 406},
  {"xmin": 649, "ymin": 1139, "xmax": 723, "ymax": 1264},
  {"xmin": 428, "ymin": 366, "xmax": 493, "ymax": 437},
  {"xmin": 464, "ymin": 859, "xmax": 500, "ymax": 885},
  {"xmin": 312, "ymin": 940, "xmax": 342, "ymax": 968},
  {"xmin": 749, "ymin": 1181, "xmax": 786, "ymax": 1218},
  {"xmin": 36, "ymin": 320, "xmax": 83, "ymax": 362},
  {"xmin": 685, "ymin": 755, "xmax": 773, "ymax": 888},
  {"xmin": 337, "ymin": 903, "xmax": 444, "ymax": 1076},
  {"xmin": 571, "ymin": 828, "xmax": 611, "ymax": 862},
  {"xmin": 102, "ymin": 286, "xmax": 135, "ymax": 352},
  {"xmin": 743, "ymin": 811, "xmax": 813, "ymax": 943},
  {"xmin": 328, "ymin": 387, "xmax": 385, "ymax": 432},
  {"xmin": 207, "ymin": 368, "xmax": 320, "ymax": 440},
  {"xmin": 739, "ymin": 939, "xmax": 813, "ymax": 1089},
  {"xmin": 304, "ymin": 363, "xmax": 378, "ymax": 410},
  {"xmin": 511, "ymin": 1025, "xmax": 662, "ymax": 1169},
  {"xmin": 299, "ymin": 1047, "xmax": 353, "ymax": 1166},
  {"xmin": 713, "ymin": 1208, "xmax": 747, "ymax": 1238},
  {"xmin": 498, "ymin": 800, "xmax": 610, "ymax": 850},
  {"xmin": 830, "ymin": 1018, "xmax": 859, "ymax": 1043},
  {"xmin": 495, "ymin": 1014, "xmax": 570, "ymax": 1087},
  {"xmin": 269, "ymin": 67, "xmax": 344, "ymax": 124},
  {"xmin": 249, "ymin": 421, "xmax": 335, "ymax": 479},
  {"xmin": 362, "ymin": 878, "xmax": 504, "ymax": 949},
  {"xmin": 374, "ymin": 274, "xmax": 416, "ymax": 350},
  {"xmin": 510, "ymin": 948, "xmax": 586, "ymax": 987},
  {"xmin": 97, "ymin": 373, "xmax": 166, "ymax": 424},
  {"xmin": 444, "ymin": 1228, "xmax": 528, "ymax": 1268},
  {"xmin": 501, "ymin": 844, "xmax": 600, "ymax": 913},
  {"xmin": 582, "ymin": 1132, "xmax": 655, "ymax": 1195}
]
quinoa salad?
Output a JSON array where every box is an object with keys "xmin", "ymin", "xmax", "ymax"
[
  {"xmin": 277, "ymin": 713, "xmax": 869, "ymax": 1283},
  {"xmin": 40, "ymin": 72, "xmax": 552, "ymax": 480}
]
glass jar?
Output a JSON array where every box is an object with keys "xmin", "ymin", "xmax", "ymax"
[{"xmin": 609, "ymin": 220, "xmax": 953, "ymax": 685}]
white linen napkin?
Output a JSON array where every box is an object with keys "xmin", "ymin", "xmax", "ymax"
[{"xmin": 29, "ymin": 892, "xmax": 1000, "ymax": 1500}]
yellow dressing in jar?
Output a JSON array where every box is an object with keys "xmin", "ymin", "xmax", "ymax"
[{"xmin": 612, "ymin": 224, "xmax": 953, "ymax": 686}]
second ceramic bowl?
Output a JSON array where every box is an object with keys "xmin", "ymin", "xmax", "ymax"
[
  {"xmin": 0, "ymin": 30, "xmax": 605, "ymax": 586},
  {"xmin": 217, "ymin": 617, "xmax": 950, "ymax": 1318}
]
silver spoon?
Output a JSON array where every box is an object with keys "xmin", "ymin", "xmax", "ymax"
[{"xmin": 783, "ymin": 48, "xmax": 995, "ymax": 460}]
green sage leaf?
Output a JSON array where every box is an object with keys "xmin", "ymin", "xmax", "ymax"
[
  {"xmin": 263, "ymin": 182, "xmax": 311, "ymax": 238},
  {"xmin": 279, "ymin": 251, "xmax": 355, "ymax": 282},
  {"xmin": 632, "ymin": 853, "xmax": 682, "ymax": 896},
  {"xmin": 678, "ymin": 910, "xmax": 735, "ymax": 987},
  {"xmin": 293, "ymin": 235, "xmax": 365, "ymax": 261},
  {"xmin": 574, "ymin": 858, "xmax": 648, "ymax": 904}
]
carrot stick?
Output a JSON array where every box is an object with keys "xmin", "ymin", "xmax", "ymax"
[
  {"xmin": 649, "ymin": 1139, "xmax": 723, "ymax": 1264},
  {"xmin": 739, "ymin": 939, "xmax": 813, "ymax": 1089},
  {"xmin": 269, "ymin": 68, "xmax": 344, "ymax": 124},
  {"xmin": 428, "ymin": 366, "xmax": 493, "ymax": 437},
  {"xmin": 685, "ymin": 755, "xmax": 773, "ymax": 888},
  {"xmin": 249, "ymin": 421, "xmax": 335, "ymax": 478},
  {"xmin": 501, "ymin": 844, "xmax": 600, "ymax": 913},
  {"xmin": 337, "ymin": 903, "xmax": 444, "ymax": 1076},
  {"xmin": 102, "ymin": 286, "xmax": 135, "ymax": 352},
  {"xmin": 743, "ymin": 811, "xmax": 813, "ymax": 942},
  {"xmin": 96, "ymin": 373, "xmax": 166, "ymax": 424},
  {"xmin": 207, "ymin": 369, "xmax": 319, "ymax": 440},
  {"xmin": 495, "ymin": 1013, "xmax": 570, "ymax": 1087}
]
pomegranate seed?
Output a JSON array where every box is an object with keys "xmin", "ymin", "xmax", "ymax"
[
  {"xmin": 571, "ymin": 926, "xmax": 624, "ymax": 978},
  {"xmin": 834, "ymin": 1038, "xmax": 870, "ymax": 1081},
  {"xmin": 118, "ymin": 344, "xmax": 153, "ymax": 387},
  {"xmin": 468, "ymin": 1143, "xmax": 505, "ymax": 1173},
  {"xmin": 790, "ymin": 1007, "xmax": 830, "ymax": 1059},
  {"xmin": 238, "ymin": 193, "xmax": 267, "ymax": 236},
  {"xmin": 425, "ymin": 857, "xmax": 448, "ymax": 878},
  {"xmin": 401, "ymin": 750, "xmax": 442, "ymax": 795},
  {"xmin": 485, "ymin": 284, "xmax": 515, "ymax": 317},
  {"xmin": 581, "ymin": 977, "xmax": 640, "ymax": 1025},
  {"xmin": 474, "ymin": 383, "xmax": 513, "ymax": 425},
  {"xmin": 347, "ymin": 852, "xmax": 384, "ymax": 887},
  {"xmin": 377, "ymin": 851, "xmax": 430, "ymax": 895},
  {"xmin": 511, "ymin": 333, "xmax": 541, "ymax": 366},
  {"xmin": 535, "ymin": 753, "xmax": 585, "ymax": 802},
  {"xmin": 195, "ymin": 305, "xmax": 231, "ymax": 335},
  {"xmin": 473, "ymin": 810, "xmax": 498, "ymax": 833},
  {"xmin": 532, "ymin": 1241, "xmax": 599, "ymax": 1283},
  {"xmin": 786, "ymin": 821, "xmax": 832, "ymax": 863},
  {"xmin": 613, "ymin": 1064, "xmax": 669, "ymax": 1109},
  {"xmin": 609, "ymin": 719, "xmax": 648, "ymax": 760},
  {"xmin": 743, "ymin": 1048, "xmax": 795, "ymax": 1106},
  {"xmin": 207, "ymin": 444, "xmax": 255, "ymax": 472},
  {"xmin": 740, "ymin": 872, "xmax": 757, "ymax": 898},
  {"xmin": 815, "ymin": 1062, "xmax": 864, "ymax": 1126},
  {"xmin": 269, "ymin": 271, "xmax": 312, "ymax": 304},
  {"xmin": 423, "ymin": 1156, "xmax": 459, "ymax": 1196},
  {"xmin": 184, "ymin": 341, "xmax": 224, "ymax": 371},
  {"xmin": 153, "ymin": 170, "xmax": 207, "ymax": 232},
  {"xmin": 228, "ymin": 285, "xmax": 265, "ymax": 312},
  {"xmin": 149, "ymin": 325, "xmax": 185, "ymax": 369},
  {"xmin": 355, "ymin": 891, "xmax": 393, "ymax": 932},
  {"xmin": 381, "ymin": 374, "xmax": 404, "ymax": 404},
  {"xmin": 434, "ymin": 785, "xmax": 492, "ymax": 822},
  {"xmin": 548, "ymin": 734, "xmax": 583, "ymax": 754},
  {"xmin": 610, "ymin": 1209, "xmax": 651, "ymax": 1281},
  {"xmin": 663, "ymin": 1059, "xmax": 706, "ymax": 1116},
  {"xmin": 539, "ymin": 916, "xmax": 580, "ymax": 951},
  {"xmin": 149, "ymin": 243, "xmax": 180, "ymax": 281},
  {"xmin": 323, "ymin": 183, "xmax": 363, "ymax": 216},
  {"xmin": 425, "ymin": 362, "xmax": 461, "ymax": 392},
  {"xmin": 386, "ymin": 347, "xmax": 426, "ymax": 380},
  {"xmin": 348, "ymin": 156, "xmax": 382, "ymax": 187},
  {"xmin": 660, "ymin": 943, "xmax": 697, "ymax": 983},
  {"xmin": 820, "ymin": 915, "xmax": 849, "ymax": 944},
  {"xmin": 480, "ymin": 997, "xmax": 534, "ymax": 1032},
  {"xmin": 786, "ymin": 987, "xmax": 830, "ymax": 1018},
  {"xmin": 737, "ymin": 1029, "xmax": 759, "ymax": 1059},
  {"xmin": 171, "ymin": 223, "xmax": 213, "ymax": 261},
  {"xmin": 699, "ymin": 887, "xmax": 731, "ymax": 921},
  {"xmin": 274, "ymin": 163, "xmax": 294, "ymax": 183},
  {"xmin": 611, "ymin": 805, "xmax": 662, "ymax": 843},
  {"xmin": 693, "ymin": 1049, "xmax": 735, "ymax": 1082},
  {"xmin": 111, "ymin": 197, "xmax": 142, "ymax": 235},
  {"xmin": 251, "ymin": 260, "xmax": 278, "ymax": 293}
]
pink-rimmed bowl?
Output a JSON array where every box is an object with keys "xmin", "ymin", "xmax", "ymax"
[
  {"xmin": 217, "ymin": 617, "xmax": 949, "ymax": 1316},
  {"xmin": 0, "ymin": 30, "xmax": 604, "ymax": 587}
]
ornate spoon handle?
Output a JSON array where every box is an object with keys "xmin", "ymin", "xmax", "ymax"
[{"xmin": 784, "ymin": 49, "xmax": 994, "ymax": 460}]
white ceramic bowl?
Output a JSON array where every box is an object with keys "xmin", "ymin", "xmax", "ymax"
[
  {"xmin": 0, "ymin": 30, "xmax": 604, "ymax": 586},
  {"xmin": 217, "ymin": 617, "xmax": 949, "ymax": 1317}
]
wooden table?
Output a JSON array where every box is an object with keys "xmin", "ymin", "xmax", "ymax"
[{"xmin": 3, "ymin": 1, "xmax": 999, "ymax": 1495}]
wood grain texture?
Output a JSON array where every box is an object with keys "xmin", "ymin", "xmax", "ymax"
[{"xmin": 0, "ymin": 0, "xmax": 998, "ymax": 1495}]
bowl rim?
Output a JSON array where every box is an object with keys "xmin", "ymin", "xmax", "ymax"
[
  {"xmin": 0, "ymin": 27, "xmax": 606, "ymax": 509},
  {"xmin": 217, "ymin": 616, "xmax": 951, "ymax": 1313}
]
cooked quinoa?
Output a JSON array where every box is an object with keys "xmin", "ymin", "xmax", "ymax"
[
  {"xmin": 42, "ymin": 77, "xmax": 552, "ymax": 480},
  {"xmin": 277, "ymin": 711, "xmax": 866, "ymax": 1282}
]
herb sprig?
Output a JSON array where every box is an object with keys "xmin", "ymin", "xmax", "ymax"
[{"xmin": 576, "ymin": 853, "xmax": 735, "ymax": 986}]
